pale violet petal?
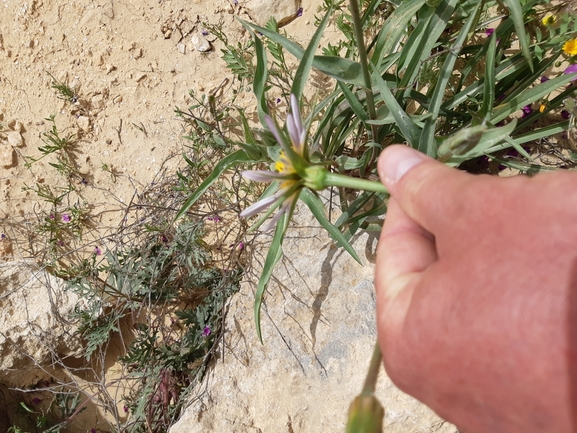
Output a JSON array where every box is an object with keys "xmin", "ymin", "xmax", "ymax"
[
  {"xmin": 286, "ymin": 114, "xmax": 300, "ymax": 151},
  {"xmin": 239, "ymin": 195, "xmax": 277, "ymax": 218},
  {"xmin": 261, "ymin": 201, "xmax": 290, "ymax": 231},
  {"xmin": 242, "ymin": 170, "xmax": 284, "ymax": 182},
  {"xmin": 290, "ymin": 94, "xmax": 304, "ymax": 139},
  {"xmin": 265, "ymin": 116, "xmax": 285, "ymax": 148}
]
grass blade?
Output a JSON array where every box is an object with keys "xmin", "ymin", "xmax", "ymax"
[
  {"xmin": 419, "ymin": 0, "xmax": 482, "ymax": 156},
  {"xmin": 371, "ymin": 0, "xmax": 426, "ymax": 69},
  {"xmin": 291, "ymin": 3, "xmax": 333, "ymax": 100},
  {"xmin": 254, "ymin": 212, "xmax": 289, "ymax": 342},
  {"xmin": 175, "ymin": 149, "xmax": 254, "ymax": 221},
  {"xmin": 371, "ymin": 68, "xmax": 420, "ymax": 147},
  {"xmin": 502, "ymin": 0, "xmax": 533, "ymax": 71}
]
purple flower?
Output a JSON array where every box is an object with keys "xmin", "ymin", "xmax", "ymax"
[
  {"xmin": 207, "ymin": 215, "xmax": 221, "ymax": 222},
  {"xmin": 0, "ymin": 234, "xmax": 5, "ymax": 240},
  {"xmin": 94, "ymin": 246, "xmax": 102, "ymax": 255},
  {"xmin": 32, "ymin": 397, "xmax": 41, "ymax": 404},
  {"xmin": 521, "ymin": 104, "xmax": 533, "ymax": 118},
  {"xmin": 240, "ymin": 94, "xmax": 309, "ymax": 231},
  {"xmin": 49, "ymin": 214, "xmax": 55, "ymax": 219},
  {"xmin": 123, "ymin": 405, "xmax": 129, "ymax": 413},
  {"xmin": 202, "ymin": 326, "xmax": 211, "ymax": 337},
  {"xmin": 485, "ymin": 28, "xmax": 495, "ymax": 37},
  {"xmin": 62, "ymin": 214, "xmax": 71, "ymax": 223},
  {"xmin": 276, "ymin": 98, "xmax": 281, "ymax": 104},
  {"xmin": 296, "ymin": 7, "xmax": 303, "ymax": 17},
  {"xmin": 237, "ymin": 241, "xmax": 244, "ymax": 251},
  {"xmin": 565, "ymin": 64, "xmax": 577, "ymax": 80},
  {"xmin": 201, "ymin": 29, "xmax": 209, "ymax": 36},
  {"xmin": 561, "ymin": 110, "xmax": 571, "ymax": 119},
  {"xmin": 540, "ymin": 76, "xmax": 550, "ymax": 83}
]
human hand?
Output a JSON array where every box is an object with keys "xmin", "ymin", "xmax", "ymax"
[{"xmin": 375, "ymin": 145, "xmax": 577, "ymax": 433}]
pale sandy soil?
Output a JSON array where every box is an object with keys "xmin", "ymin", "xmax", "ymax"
[{"xmin": 0, "ymin": 0, "xmax": 326, "ymax": 430}]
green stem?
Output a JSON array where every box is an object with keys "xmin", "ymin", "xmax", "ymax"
[
  {"xmin": 362, "ymin": 341, "xmax": 382, "ymax": 396},
  {"xmin": 349, "ymin": 0, "xmax": 380, "ymax": 169},
  {"xmin": 324, "ymin": 172, "xmax": 388, "ymax": 194}
]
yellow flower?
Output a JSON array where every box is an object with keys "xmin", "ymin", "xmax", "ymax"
[
  {"xmin": 542, "ymin": 14, "xmax": 556, "ymax": 26},
  {"xmin": 539, "ymin": 103, "xmax": 547, "ymax": 113},
  {"xmin": 563, "ymin": 39, "xmax": 577, "ymax": 56}
]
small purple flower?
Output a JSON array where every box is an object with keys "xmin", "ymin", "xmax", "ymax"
[
  {"xmin": 62, "ymin": 214, "xmax": 71, "ymax": 223},
  {"xmin": 276, "ymin": 97, "xmax": 281, "ymax": 104},
  {"xmin": 233, "ymin": 0, "xmax": 238, "ymax": 4},
  {"xmin": 565, "ymin": 64, "xmax": 577, "ymax": 80},
  {"xmin": 57, "ymin": 240, "xmax": 64, "ymax": 246},
  {"xmin": 561, "ymin": 110, "xmax": 571, "ymax": 119},
  {"xmin": 91, "ymin": 429, "xmax": 96, "ymax": 433},
  {"xmin": 296, "ymin": 7, "xmax": 303, "ymax": 17},
  {"xmin": 521, "ymin": 104, "xmax": 533, "ymax": 118},
  {"xmin": 202, "ymin": 29, "xmax": 209, "ymax": 36},
  {"xmin": 123, "ymin": 405, "xmax": 129, "ymax": 413},
  {"xmin": 0, "ymin": 233, "xmax": 5, "ymax": 240},
  {"xmin": 202, "ymin": 326, "xmax": 211, "ymax": 337},
  {"xmin": 49, "ymin": 214, "xmax": 55, "ymax": 220},
  {"xmin": 207, "ymin": 214, "xmax": 221, "ymax": 222},
  {"xmin": 540, "ymin": 76, "xmax": 550, "ymax": 83},
  {"xmin": 485, "ymin": 28, "xmax": 495, "ymax": 37},
  {"xmin": 32, "ymin": 397, "xmax": 41, "ymax": 404},
  {"xmin": 237, "ymin": 241, "xmax": 244, "ymax": 251},
  {"xmin": 94, "ymin": 246, "xmax": 102, "ymax": 255}
]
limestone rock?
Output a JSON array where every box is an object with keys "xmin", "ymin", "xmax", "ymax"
[
  {"xmin": 0, "ymin": 143, "xmax": 15, "ymax": 167},
  {"xmin": 191, "ymin": 33, "xmax": 211, "ymax": 52},
  {"xmin": 246, "ymin": 0, "xmax": 300, "ymax": 25},
  {"xmin": 169, "ymin": 202, "xmax": 456, "ymax": 433},
  {"xmin": 0, "ymin": 261, "xmax": 84, "ymax": 387}
]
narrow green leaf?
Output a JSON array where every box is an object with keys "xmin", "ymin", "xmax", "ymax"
[
  {"xmin": 371, "ymin": 0, "xmax": 427, "ymax": 69},
  {"xmin": 175, "ymin": 149, "xmax": 254, "ymax": 221},
  {"xmin": 479, "ymin": 31, "xmax": 497, "ymax": 120},
  {"xmin": 246, "ymin": 27, "xmax": 269, "ymax": 125},
  {"xmin": 419, "ymin": 0, "xmax": 482, "ymax": 156},
  {"xmin": 339, "ymin": 82, "xmax": 370, "ymax": 122},
  {"xmin": 491, "ymin": 73, "xmax": 577, "ymax": 123},
  {"xmin": 502, "ymin": 0, "xmax": 533, "ymax": 71},
  {"xmin": 254, "ymin": 212, "xmax": 289, "ymax": 343},
  {"xmin": 300, "ymin": 189, "xmax": 362, "ymax": 265},
  {"xmin": 238, "ymin": 18, "xmax": 365, "ymax": 86},
  {"xmin": 291, "ymin": 4, "xmax": 333, "ymax": 100},
  {"xmin": 371, "ymin": 67, "xmax": 420, "ymax": 147}
]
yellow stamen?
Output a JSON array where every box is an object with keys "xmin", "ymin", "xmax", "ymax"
[{"xmin": 539, "ymin": 103, "xmax": 547, "ymax": 113}]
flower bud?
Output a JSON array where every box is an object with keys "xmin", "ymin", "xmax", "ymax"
[{"xmin": 346, "ymin": 394, "xmax": 385, "ymax": 433}]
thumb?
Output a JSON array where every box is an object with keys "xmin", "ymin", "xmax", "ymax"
[{"xmin": 377, "ymin": 145, "xmax": 474, "ymax": 235}]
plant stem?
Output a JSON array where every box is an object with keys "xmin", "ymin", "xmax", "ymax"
[
  {"xmin": 349, "ymin": 0, "xmax": 381, "ymax": 170},
  {"xmin": 362, "ymin": 340, "xmax": 382, "ymax": 396},
  {"xmin": 348, "ymin": 0, "xmax": 377, "ymax": 133},
  {"xmin": 324, "ymin": 172, "xmax": 388, "ymax": 194}
]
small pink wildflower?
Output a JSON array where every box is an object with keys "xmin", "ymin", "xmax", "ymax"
[
  {"xmin": 62, "ymin": 214, "xmax": 71, "ymax": 223},
  {"xmin": 94, "ymin": 246, "xmax": 102, "ymax": 255},
  {"xmin": 202, "ymin": 326, "xmax": 211, "ymax": 337}
]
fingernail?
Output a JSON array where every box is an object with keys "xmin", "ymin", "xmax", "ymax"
[{"xmin": 379, "ymin": 146, "xmax": 428, "ymax": 186}]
